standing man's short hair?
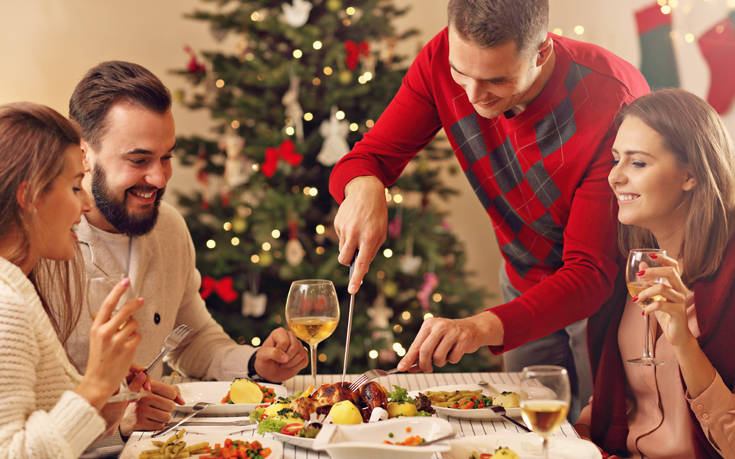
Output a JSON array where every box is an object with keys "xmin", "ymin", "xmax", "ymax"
[
  {"xmin": 69, "ymin": 61, "xmax": 171, "ymax": 148},
  {"xmin": 447, "ymin": 0, "xmax": 549, "ymax": 53}
]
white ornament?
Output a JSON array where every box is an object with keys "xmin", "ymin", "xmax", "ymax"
[
  {"xmin": 361, "ymin": 49, "xmax": 377, "ymax": 76},
  {"xmin": 282, "ymin": 0, "xmax": 312, "ymax": 27},
  {"xmin": 399, "ymin": 236, "xmax": 422, "ymax": 274},
  {"xmin": 285, "ymin": 238, "xmax": 306, "ymax": 266},
  {"xmin": 241, "ymin": 291, "xmax": 267, "ymax": 317},
  {"xmin": 282, "ymin": 73, "xmax": 304, "ymax": 141},
  {"xmin": 367, "ymin": 293, "xmax": 393, "ymax": 329},
  {"xmin": 220, "ymin": 131, "xmax": 253, "ymax": 188},
  {"xmin": 368, "ymin": 293, "xmax": 396, "ymax": 364},
  {"xmin": 399, "ymin": 255, "xmax": 422, "ymax": 275},
  {"xmin": 317, "ymin": 106, "xmax": 350, "ymax": 166}
]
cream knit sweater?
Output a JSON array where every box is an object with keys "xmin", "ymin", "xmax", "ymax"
[{"xmin": 0, "ymin": 257, "xmax": 105, "ymax": 458}]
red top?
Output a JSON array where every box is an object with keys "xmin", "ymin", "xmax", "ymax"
[
  {"xmin": 590, "ymin": 233, "xmax": 735, "ymax": 457},
  {"xmin": 330, "ymin": 29, "xmax": 649, "ymax": 351}
]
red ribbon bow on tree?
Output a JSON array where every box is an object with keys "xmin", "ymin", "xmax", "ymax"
[
  {"xmin": 184, "ymin": 45, "xmax": 206, "ymax": 74},
  {"xmin": 261, "ymin": 139, "xmax": 303, "ymax": 178},
  {"xmin": 200, "ymin": 275, "xmax": 238, "ymax": 302},
  {"xmin": 344, "ymin": 40, "xmax": 370, "ymax": 70}
]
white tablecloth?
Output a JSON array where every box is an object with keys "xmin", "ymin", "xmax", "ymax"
[{"xmin": 126, "ymin": 371, "xmax": 579, "ymax": 459}]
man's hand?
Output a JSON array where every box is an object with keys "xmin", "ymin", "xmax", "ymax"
[
  {"xmin": 397, "ymin": 311, "xmax": 504, "ymax": 373},
  {"xmin": 119, "ymin": 380, "xmax": 185, "ymax": 436},
  {"xmin": 334, "ymin": 175, "xmax": 387, "ymax": 294},
  {"xmin": 254, "ymin": 327, "xmax": 308, "ymax": 382}
]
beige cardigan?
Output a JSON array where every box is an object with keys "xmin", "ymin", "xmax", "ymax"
[
  {"xmin": 65, "ymin": 202, "xmax": 256, "ymax": 381},
  {"xmin": 0, "ymin": 258, "xmax": 105, "ymax": 458}
]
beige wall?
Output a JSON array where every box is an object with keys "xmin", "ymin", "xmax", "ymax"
[
  {"xmin": 3, "ymin": 0, "xmax": 730, "ymax": 307},
  {"xmin": 0, "ymin": 0, "xmax": 503, "ymax": 304}
]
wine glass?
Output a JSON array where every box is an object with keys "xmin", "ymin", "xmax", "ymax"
[
  {"xmin": 87, "ymin": 274, "xmax": 146, "ymax": 402},
  {"xmin": 626, "ymin": 248, "xmax": 667, "ymax": 366},
  {"xmin": 520, "ymin": 365, "xmax": 571, "ymax": 459},
  {"xmin": 285, "ymin": 280, "xmax": 340, "ymax": 386}
]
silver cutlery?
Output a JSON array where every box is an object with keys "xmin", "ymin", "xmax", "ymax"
[
  {"xmin": 478, "ymin": 380, "xmax": 530, "ymax": 432},
  {"xmin": 144, "ymin": 323, "xmax": 192, "ymax": 374},
  {"xmin": 340, "ymin": 256, "xmax": 357, "ymax": 383},
  {"xmin": 477, "ymin": 379, "xmax": 501, "ymax": 396},
  {"xmin": 417, "ymin": 431, "xmax": 456, "ymax": 446},
  {"xmin": 164, "ymin": 420, "xmax": 254, "ymax": 427},
  {"xmin": 152, "ymin": 401, "xmax": 209, "ymax": 438},
  {"xmin": 348, "ymin": 363, "xmax": 420, "ymax": 391},
  {"xmin": 489, "ymin": 405, "xmax": 531, "ymax": 432}
]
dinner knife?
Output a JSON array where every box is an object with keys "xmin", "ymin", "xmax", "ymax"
[
  {"xmin": 341, "ymin": 255, "xmax": 357, "ymax": 384},
  {"xmin": 164, "ymin": 420, "xmax": 255, "ymax": 427}
]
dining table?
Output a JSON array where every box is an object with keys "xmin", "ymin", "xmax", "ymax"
[{"xmin": 123, "ymin": 371, "xmax": 582, "ymax": 459}]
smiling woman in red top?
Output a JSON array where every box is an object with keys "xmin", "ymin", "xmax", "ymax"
[{"xmin": 580, "ymin": 89, "xmax": 735, "ymax": 458}]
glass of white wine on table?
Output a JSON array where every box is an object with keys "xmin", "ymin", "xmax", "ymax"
[
  {"xmin": 520, "ymin": 365, "xmax": 571, "ymax": 459},
  {"xmin": 626, "ymin": 248, "xmax": 667, "ymax": 366},
  {"xmin": 285, "ymin": 279, "xmax": 340, "ymax": 387}
]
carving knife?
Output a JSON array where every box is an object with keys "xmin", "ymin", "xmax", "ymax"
[{"xmin": 341, "ymin": 255, "xmax": 357, "ymax": 383}]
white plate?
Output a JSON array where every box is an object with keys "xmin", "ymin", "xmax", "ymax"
[
  {"xmin": 268, "ymin": 431, "xmax": 317, "ymax": 449},
  {"xmin": 442, "ymin": 432, "xmax": 601, "ymax": 459},
  {"xmin": 313, "ymin": 417, "xmax": 453, "ymax": 459},
  {"xmin": 411, "ymin": 383, "xmax": 521, "ymax": 420},
  {"xmin": 120, "ymin": 429, "xmax": 283, "ymax": 459},
  {"xmin": 177, "ymin": 381, "xmax": 288, "ymax": 415}
]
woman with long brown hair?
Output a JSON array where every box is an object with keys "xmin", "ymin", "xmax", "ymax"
[
  {"xmin": 579, "ymin": 88, "xmax": 735, "ymax": 458},
  {"xmin": 0, "ymin": 102, "xmax": 146, "ymax": 458}
]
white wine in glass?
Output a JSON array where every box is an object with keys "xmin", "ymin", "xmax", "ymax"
[
  {"xmin": 626, "ymin": 248, "xmax": 667, "ymax": 366},
  {"xmin": 285, "ymin": 280, "xmax": 340, "ymax": 386},
  {"xmin": 520, "ymin": 365, "xmax": 571, "ymax": 459}
]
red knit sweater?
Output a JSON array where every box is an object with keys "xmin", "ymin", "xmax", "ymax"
[{"xmin": 330, "ymin": 29, "xmax": 649, "ymax": 351}]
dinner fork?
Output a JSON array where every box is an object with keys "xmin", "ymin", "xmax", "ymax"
[
  {"xmin": 348, "ymin": 364, "xmax": 420, "ymax": 391},
  {"xmin": 144, "ymin": 324, "xmax": 192, "ymax": 374}
]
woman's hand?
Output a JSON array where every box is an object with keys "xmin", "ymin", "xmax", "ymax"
[
  {"xmin": 98, "ymin": 369, "xmax": 150, "ymax": 435},
  {"xmin": 75, "ymin": 277, "xmax": 144, "ymax": 410},
  {"xmin": 634, "ymin": 254, "xmax": 694, "ymax": 348}
]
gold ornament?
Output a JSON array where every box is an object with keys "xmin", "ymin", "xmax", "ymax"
[
  {"xmin": 338, "ymin": 70, "xmax": 352, "ymax": 85},
  {"xmin": 383, "ymin": 280, "xmax": 398, "ymax": 298},
  {"xmin": 232, "ymin": 217, "xmax": 247, "ymax": 233},
  {"xmin": 327, "ymin": 0, "xmax": 342, "ymax": 12},
  {"xmin": 259, "ymin": 251, "xmax": 274, "ymax": 267}
]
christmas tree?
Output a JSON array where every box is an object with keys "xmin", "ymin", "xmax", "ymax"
[{"xmin": 173, "ymin": 0, "xmax": 495, "ymax": 374}]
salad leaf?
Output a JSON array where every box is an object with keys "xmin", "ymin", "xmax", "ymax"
[
  {"xmin": 249, "ymin": 407, "xmax": 265, "ymax": 423},
  {"xmin": 296, "ymin": 425, "xmax": 321, "ymax": 438},
  {"xmin": 257, "ymin": 417, "xmax": 288, "ymax": 435},
  {"xmin": 387, "ymin": 385, "xmax": 412, "ymax": 403}
]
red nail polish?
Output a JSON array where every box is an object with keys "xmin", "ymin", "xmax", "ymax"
[
  {"xmin": 649, "ymin": 254, "xmax": 658, "ymax": 259},
  {"xmin": 637, "ymin": 270, "xmax": 646, "ymax": 276},
  {"xmin": 632, "ymin": 295, "xmax": 639, "ymax": 302},
  {"xmin": 641, "ymin": 311, "xmax": 645, "ymax": 316}
]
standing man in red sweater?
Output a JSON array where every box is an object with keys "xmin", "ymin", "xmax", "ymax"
[{"xmin": 329, "ymin": 0, "xmax": 649, "ymax": 419}]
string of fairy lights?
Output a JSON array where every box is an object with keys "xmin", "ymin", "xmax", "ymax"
[
  {"xmin": 204, "ymin": 182, "xmax": 434, "ymax": 362},
  {"xmin": 195, "ymin": 1, "xmax": 501, "ymax": 364}
]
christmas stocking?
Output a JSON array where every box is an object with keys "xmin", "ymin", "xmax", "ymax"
[
  {"xmin": 635, "ymin": 3, "xmax": 680, "ymax": 90},
  {"xmin": 698, "ymin": 11, "xmax": 735, "ymax": 114}
]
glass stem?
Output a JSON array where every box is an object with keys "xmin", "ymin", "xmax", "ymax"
[
  {"xmin": 310, "ymin": 343, "xmax": 318, "ymax": 387},
  {"xmin": 643, "ymin": 313, "xmax": 653, "ymax": 360},
  {"xmin": 543, "ymin": 437, "xmax": 549, "ymax": 459}
]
